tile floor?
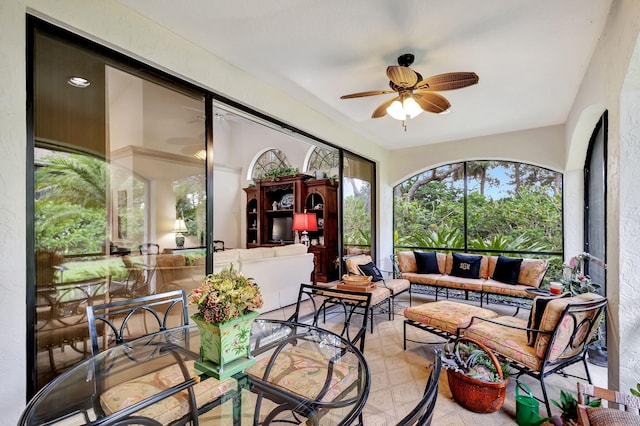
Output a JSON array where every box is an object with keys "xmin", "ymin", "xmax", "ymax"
[{"xmin": 260, "ymin": 290, "xmax": 608, "ymax": 425}]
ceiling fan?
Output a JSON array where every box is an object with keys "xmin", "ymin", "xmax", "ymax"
[{"xmin": 340, "ymin": 53, "xmax": 478, "ymax": 129}]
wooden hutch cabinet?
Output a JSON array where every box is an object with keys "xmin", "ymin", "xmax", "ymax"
[{"xmin": 244, "ymin": 174, "xmax": 339, "ymax": 282}]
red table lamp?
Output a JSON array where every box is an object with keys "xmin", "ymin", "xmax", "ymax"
[{"xmin": 292, "ymin": 211, "xmax": 318, "ymax": 246}]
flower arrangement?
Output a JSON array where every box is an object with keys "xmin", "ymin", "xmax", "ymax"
[
  {"xmin": 561, "ymin": 252, "xmax": 602, "ymax": 295},
  {"xmin": 190, "ymin": 265, "xmax": 264, "ymax": 324}
]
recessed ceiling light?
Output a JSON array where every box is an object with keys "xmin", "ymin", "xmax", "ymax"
[
  {"xmin": 194, "ymin": 149, "xmax": 207, "ymax": 160},
  {"xmin": 67, "ymin": 76, "xmax": 91, "ymax": 88}
]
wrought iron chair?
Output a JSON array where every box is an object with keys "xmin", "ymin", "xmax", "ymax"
[
  {"xmin": 109, "ymin": 255, "xmax": 155, "ymax": 299},
  {"xmin": 138, "ymin": 243, "xmax": 160, "ymax": 255},
  {"xmin": 86, "ymin": 290, "xmax": 189, "ymax": 355},
  {"xmin": 396, "ymin": 350, "xmax": 442, "ymax": 426},
  {"xmin": 460, "ymin": 295, "xmax": 608, "ymax": 417},
  {"xmin": 246, "ymin": 284, "xmax": 372, "ymax": 425},
  {"xmin": 213, "ymin": 240, "xmax": 225, "ymax": 252},
  {"xmin": 36, "ymin": 278, "xmax": 109, "ymax": 377}
]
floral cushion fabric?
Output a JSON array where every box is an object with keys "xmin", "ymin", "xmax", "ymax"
[
  {"xmin": 463, "ymin": 316, "xmax": 543, "ymax": 371},
  {"xmin": 345, "ymin": 255, "xmax": 374, "ymax": 275},
  {"xmin": 517, "ymin": 258, "xmax": 549, "ymax": 287},
  {"xmin": 100, "ymin": 361, "xmax": 235, "ymax": 425},
  {"xmin": 403, "ymin": 301, "xmax": 498, "ymax": 335},
  {"xmin": 534, "ymin": 293, "xmax": 604, "ymax": 360},
  {"xmin": 377, "ymin": 278, "xmax": 410, "ymax": 294},
  {"xmin": 246, "ymin": 343, "xmax": 358, "ymax": 402}
]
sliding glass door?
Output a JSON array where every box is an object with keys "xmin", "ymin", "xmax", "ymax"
[{"xmin": 31, "ymin": 22, "xmax": 207, "ymax": 392}]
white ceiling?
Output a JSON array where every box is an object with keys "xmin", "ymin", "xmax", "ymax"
[{"xmin": 116, "ymin": 0, "xmax": 613, "ymax": 150}]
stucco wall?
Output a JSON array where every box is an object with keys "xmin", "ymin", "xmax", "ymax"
[
  {"xmin": 564, "ymin": 0, "xmax": 640, "ymax": 393},
  {"xmin": 388, "ymin": 124, "xmax": 566, "ymax": 185}
]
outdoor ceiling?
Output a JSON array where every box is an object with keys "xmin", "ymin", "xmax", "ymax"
[{"xmin": 116, "ymin": 0, "xmax": 613, "ymax": 150}]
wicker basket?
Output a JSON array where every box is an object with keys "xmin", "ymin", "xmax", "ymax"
[
  {"xmin": 341, "ymin": 274, "xmax": 372, "ymax": 286},
  {"xmin": 445, "ymin": 337, "xmax": 508, "ymax": 413}
]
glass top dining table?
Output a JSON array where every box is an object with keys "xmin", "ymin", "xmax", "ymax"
[{"xmin": 20, "ymin": 319, "xmax": 370, "ymax": 426}]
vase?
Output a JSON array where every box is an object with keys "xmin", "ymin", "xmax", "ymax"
[{"xmin": 192, "ymin": 310, "xmax": 259, "ymax": 379}]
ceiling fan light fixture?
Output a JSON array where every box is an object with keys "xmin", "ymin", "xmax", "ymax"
[{"xmin": 386, "ymin": 96, "xmax": 423, "ymax": 120}]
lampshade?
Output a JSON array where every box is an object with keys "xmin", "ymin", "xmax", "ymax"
[
  {"xmin": 386, "ymin": 95, "xmax": 424, "ymax": 121},
  {"xmin": 292, "ymin": 212, "xmax": 318, "ymax": 232},
  {"xmin": 172, "ymin": 218, "xmax": 188, "ymax": 233}
]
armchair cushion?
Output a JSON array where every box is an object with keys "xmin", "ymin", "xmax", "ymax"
[
  {"xmin": 533, "ymin": 292, "xmax": 603, "ymax": 360},
  {"xmin": 450, "ymin": 254, "xmax": 482, "ymax": 279},
  {"xmin": 492, "ymin": 255, "xmax": 523, "ymax": 285},
  {"xmin": 414, "ymin": 251, "xmax": 440, "ymax": 274},
  {"xmin": 527, "ymin": 292, "xmax": 571, "ymax": 346},
  {"xmin": 585, "ymin": 407, "xmax": 640, "ymax": 426},
  {"xmin": 344, "ymin": 255, "xmax": 374, "ymax": 275}
]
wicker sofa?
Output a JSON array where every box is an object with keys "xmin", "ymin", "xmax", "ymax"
[{"xmin": 396, "ymin": 251, "xmax": 549, "ymax": 306}]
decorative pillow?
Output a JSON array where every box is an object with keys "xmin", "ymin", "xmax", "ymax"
[
  {"xmin": 586, "ymin": 406, "xmax": 640, "ymax": 426},
  {"xmin": 357, "ymin": 262, "xmax": 384, "ymax": 282},
  {"xmin": 492, "ymin": 255, "xmax": 523, "ymax": 285},
  {"xmin": 414, "ymin": 251, "xmax": 440, "ymax": 274},
  {"xmin": 450, "ymin": 253, "xmax": 482, "ymax": 279},
  {"xmin": 526, "ymin": 292, "xmax": 571, "ymax": 346}
]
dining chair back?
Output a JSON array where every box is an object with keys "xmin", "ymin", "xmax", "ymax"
[
  {"xmin": 577, "ymin": 382, "xmax": 640, "ymax": 425},
  {"xmin": 290, "ymin": 283, "xmax": 372, "ymax": 351},
  {"xmin": 396, "ymin": 350, "xmax": 442, "ymax": 426},
  {"xmin": 213, "ymin": 240, "xmax": 225, "ymax": 252},
  {"xmin": 86, "ymin": 290, "xmax": 188, "ymax": 355}
]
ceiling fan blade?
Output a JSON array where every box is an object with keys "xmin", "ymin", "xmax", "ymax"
[
  {"xmin": 386, "ymin": 66, "xmax": 418, "ymax": 88},
  {"xmin": 340, "ymin": 89, "xmax": 395, "ymax": 99},
  {"xmin": 371, "ymin": 96, "xmax": 399, "ymax": 118},
  {"xmin": 415, "ymin": 72, "xmax": 479, "ymax": 91},
  {"xmin": 412, "ymin": 92, "xmax": 451, "ymax": 114}
]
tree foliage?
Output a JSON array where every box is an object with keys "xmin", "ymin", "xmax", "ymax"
[{"xmin": 394, "ymin": 161, "xmax": 563, "ymax": 281}]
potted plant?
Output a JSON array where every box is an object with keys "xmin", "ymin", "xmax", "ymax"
[
  {"xmin": 189, "ymin": 264, "xmax": 264, "ymax": 378},
  {"xmin": 552, "ymin": 389, "xmax": 600, "ymax": 426},
  {"xmin": 441, "ymin": 337, "xmax": 509, "ymax": 413}
]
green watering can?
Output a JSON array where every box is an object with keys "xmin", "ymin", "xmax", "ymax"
[{"xmin": 516, "ymin": 382, "xmax": 550, "ymax": 426}]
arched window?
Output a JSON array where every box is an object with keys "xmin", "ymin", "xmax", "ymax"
[
  {"xmin": 306, "ymin": 147, "xmax": 339, "ymax": 177},
  {"xmin": 393, "ymin": 160, "xmax": 563, "ymax": 282},
  {"xmin": 251, "ymin": 149, "xmax": 292, "ymax": 180}
]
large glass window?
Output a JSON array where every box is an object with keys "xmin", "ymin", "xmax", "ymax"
[
  {"xmin": 31, "ymin": 24, "xmax": 206, "ymax": 392},
  {"xmin": 394, "ymin": 160, "xmax": 563, "ymax": 282},
  {"xmin": 343, "ymin": 154, "xmax": 375, "ymax": 258}
]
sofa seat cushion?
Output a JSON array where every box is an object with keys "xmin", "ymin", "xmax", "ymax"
[
  {"xmin": 481, "ymin": 279, "xmax": 536, "ymax": 298},
  {"xmin": 399, "ymin": 272, "xmax": 441, "ymax": 285},
  {"xmin": 246, "ymin": 342, "xmax": 358, "ymax": 402},
  {"xmin": 435, "ymin": 275, "xmax": 485, "ymax": 291},
  {"xmin": 325, "ymin": 286, "xmax": 391, "ymax": 307},
  {"xmin": 463, "ymin": 316, "xmax": 543, "ymax": 371},
  {"xmin": 403, "ymin": 301, "xmax": 498, "ymax": 335},
  {"xmin": 100, "ymin": 361, "xmax": 236, "ymax": 425},
  {"xmin": 377, "ymin": 278, "xmax": 410, "ymax": 295}
]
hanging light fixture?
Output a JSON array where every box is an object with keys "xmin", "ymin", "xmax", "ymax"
[{"xmin": 386, "ymin": 92, "xmax": 423, "ymax": 131}]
